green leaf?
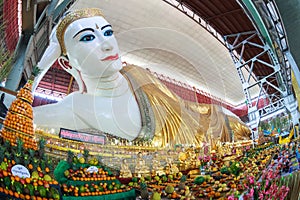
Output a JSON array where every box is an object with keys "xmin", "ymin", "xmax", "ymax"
[
  {"xmin": 31, "ymin": 65, "xmax": 41, "ymax": 77},
  {"xmin": 53, "ymin": 160, "xmax": 71, "ymax": 184}
]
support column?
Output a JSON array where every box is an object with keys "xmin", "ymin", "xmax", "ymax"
[
  {"xmin": 286, "ymin": 51, "xmax": 300, "ymax": 89},
  {"xmin": 284, "ymin": 94, "xmax": 300, "ymax": 125},
  {"xmin": 248, "ymin": 107, "xmax": 260, "ymax": 146}
]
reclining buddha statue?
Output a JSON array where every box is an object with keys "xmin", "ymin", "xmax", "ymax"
[{"xmin": 32, "ymin": 8, "xmax": 251, "ymax": 147}]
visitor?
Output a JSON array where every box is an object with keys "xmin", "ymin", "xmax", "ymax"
[
  {"xmin": 0, "ymin": 93, "xmax": 8, "ymax": 119},
  {"xmin": 296, "ymin": 146, "xmax": 300, "ymax": 163},
  {"xmin": 283, "ymin": 155, "xmax": 291, "ymax": 173}
]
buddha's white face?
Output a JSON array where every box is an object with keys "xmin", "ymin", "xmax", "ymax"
[{"xmin": 64, "ymin": 16, "xmax": 122, "ymax": 77}]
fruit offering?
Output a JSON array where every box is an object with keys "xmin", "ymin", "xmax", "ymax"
[
  {"xmin": 61, "ymin": 181, "xmax": 129, "ymax": 197},
  {"xmin": 0, "ymin": 168, "xmax": 60, "ymax": 200},
  {"xmin": 9, "ymin": 98, "xmax": 33, "ymax": 119},
  {"xmin": 0, "ymin": 81, "xmax": 37, "ymax": 150},
  {"xmin": 16, "ymin": 83, "xmax": 33, "ymax": 104},
  {"xmin": 3, "ymin": 111, "xmax": 34, "ymax": 134},
  {"xmin": 54, "ymin": 160, "xmax": 132, "ymax": 197}
]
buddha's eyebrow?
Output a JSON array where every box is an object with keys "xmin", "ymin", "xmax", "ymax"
[
  {"xmin": 101, "ymin": 24, "xmax": 112, "ymax": 30},
  {"xmin": 73, "ymin": 28, "xmax": 94, "ymax": 38}
]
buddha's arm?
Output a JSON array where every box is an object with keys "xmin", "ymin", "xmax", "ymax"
[
  {"xmin": 33, "ymin": 103, "xmax": 71, "ymax": 129},
  {"xmin": 33, "ymin": 96, "xmax": 86, "ymax": 131}
]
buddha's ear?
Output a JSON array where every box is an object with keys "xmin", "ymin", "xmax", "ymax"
[
  {"xmin": 58, "ymin": 56, "xmax": 72, "ymax": 70},
  {"xmin": 58, "ymin": 56, "xmax": 86, "ymax": 93}
]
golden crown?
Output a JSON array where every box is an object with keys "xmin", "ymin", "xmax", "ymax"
[{"xmin": 56, "ymin": 8, "xmax": 104, "ymax": 56}]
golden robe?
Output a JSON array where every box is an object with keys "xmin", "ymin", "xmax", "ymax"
[{"xmin": 121, "ymin": 65, "xmax": 250, "ymax": 147}]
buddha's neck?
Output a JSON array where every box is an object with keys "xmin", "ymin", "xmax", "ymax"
[{"xmin": 81, "ymin": 72, "xmax": 129, "ymax": 97}]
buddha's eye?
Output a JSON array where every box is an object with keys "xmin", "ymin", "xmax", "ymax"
[
  {"xmin": 79, "ymin": 34, "xmax": 95, "ymax": 42},
  {"xmin": 104, "ymin": 30, "xmax": 114, "ymax": 36}
]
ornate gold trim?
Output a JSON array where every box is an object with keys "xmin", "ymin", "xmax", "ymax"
[{"xmin": 56, "ymin": 8, "xmax": 104, "ymax": 55}]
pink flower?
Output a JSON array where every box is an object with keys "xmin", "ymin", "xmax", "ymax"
[
  {"xmin": 265, "ymin": 179, "xmax": 269, "ymax": 188},
  {"xmin": 265, "ymin": 190, "xmax": 270, "ymax": 195},
  {"xmin": 244, "ymin": 166, "xmax": 290, "ymax": 200},
  {"xmin": 278, "ymin": 186, "xmax": 290, "ymax": 199},
  {"xmin": 259, "ymin": 192, "xmax": 264, "ymax": 200},
  {"xmin": 243, "ymin": 194, "xmax": 251, "ymax": 200},
  {"xmin": 257, "ymin": 182, "xmax": 261, "ymax": 188},
  {"xmin": 269, "ymin": 183, "xmax": 278, "ymax": 192},
  {"xmin": 249, "ymin": 176, "xmax": 255, "ymax": 184},
  {"xmin": 266, "ymin": 170, "xmax": 273, "ymax": 179},
  {"xmin": 227, "ymin": 195, "xmax": 235, "ymax": 200},
  {"xmin": 249, "ymin": 188, "xmax": 254, "ymax": 196}
]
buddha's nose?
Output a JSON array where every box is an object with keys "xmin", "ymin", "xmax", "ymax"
[{"xmin": 101, "ymin": 41, "xmax": 113, "ymax": 52}]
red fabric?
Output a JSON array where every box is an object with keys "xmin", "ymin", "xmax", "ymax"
[
  {"xmin": 3, "ymin": 0, "xmax": 19, "ymax": 52},
  {"xmin": 32, "ymin": 96, "xmax": 57, "ymax": 107}
]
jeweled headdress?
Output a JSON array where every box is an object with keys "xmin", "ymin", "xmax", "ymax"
[{"xmin": 56, "ymin": 8, "xmax": 104, "ymax": 56}]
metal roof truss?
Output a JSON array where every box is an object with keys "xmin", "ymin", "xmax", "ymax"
[{"xmin": 224, "ymin": 30, "xmax": 293, "ymax": 139}]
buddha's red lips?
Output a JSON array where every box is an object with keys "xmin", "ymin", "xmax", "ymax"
[{"xmin": 101, "ymin": 54, "xmax": 119, "ymax": 61}]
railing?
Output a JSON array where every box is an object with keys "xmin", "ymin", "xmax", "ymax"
[
  {"xmin": 23, "ymin": 6, "xmax": 50, "ymax": 79},
  {"xmin": 52, "ymin": 0, "xmax": 76, "ymax": 24},
  {"xmin": 22, "ymin": 0, "xmax": 76, "ymax": 80}
]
